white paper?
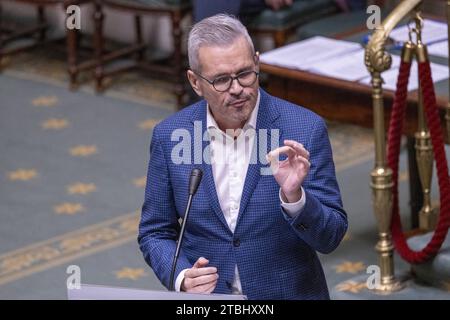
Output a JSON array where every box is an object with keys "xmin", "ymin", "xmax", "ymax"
[
  {"xmin": 389, "ymin": 19, "xmax": 447, "ymax": 45},
  {"xmin": 260, "ymin": 36, "xmax": 362, "ymax": 71},
  {"xmin": 427, "ymin": 40, "xmax": 449, "ymax": 58},
  {"xmin": 359, "ymin": 59, "xmax": 448, "ymax": 92},
  {"xmin": 308, "ymin": 49, "xmax": 401, "ymax": 82}
]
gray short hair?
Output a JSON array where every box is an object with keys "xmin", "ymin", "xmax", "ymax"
[{"xmin": 188, "ymin": 14, "xmax": 255, "ymax": 72}]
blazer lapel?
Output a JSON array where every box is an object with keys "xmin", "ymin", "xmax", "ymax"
[{"xmin": 191, "ymin": 102, "xmax": 232, "ymax": 234}]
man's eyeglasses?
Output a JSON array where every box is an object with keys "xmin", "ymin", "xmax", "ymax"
[{"xmin": 193, "ymin": 70, "xmax": 259, "ymax": 92}]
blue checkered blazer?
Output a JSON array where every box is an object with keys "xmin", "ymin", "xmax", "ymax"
[{"xmin": 138, "ymin": 89, "xmax": 347, "ymax": 300}]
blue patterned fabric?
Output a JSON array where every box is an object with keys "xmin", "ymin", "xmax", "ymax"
[{"xmin": 138, "ymin": 89, "xmax": 348, "ymax": 300}]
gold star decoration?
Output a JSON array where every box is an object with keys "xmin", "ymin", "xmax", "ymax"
[
  {"xmin": 133, "ymin": 176, "xmax": 147, "ymax": 188},
  {"xmin": 41, "ymin": 118, "xmax": 69, "ymax": 130},
  {"xmin": 335, "ymin": 281, "xmax": 367, "ymax": 293},
  {"xmin": 32, "ymin": 96, "xmax": 58, "ymax": 107},
  {"xmin": 67, "ymin": 183, "xmax": 97, "ymax": 195},
  {"xmin": 119, "ymin": 216, "xmax": 140, "ymax": 233},
  {"xmin": 138, "ymin": 119, "xmax": 161, "ymax": 130},
  {"xmin": 54, "ymin": 203, "xmax": 85, "ymax": 215},
  {"xmin": 8, "ymin": 169, "xmax": 38, "ymax": 181},
  {"xmin": 69, "ymin": 145, "xmax": 98, "ymax": 157},
  {"xmin": 60, "ymin": 236, "xmax": 93, "ymax": 253},
  {"xmin": 114, "ymin": 267, "xmax": 147, "ymax": 280},
  {"xmin": 334, "ymin": 261, "xmax": 366, "ymax": 274}
]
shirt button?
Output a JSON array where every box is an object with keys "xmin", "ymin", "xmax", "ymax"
[{"xmin": 233, "ymin": 239, "xmax": 240, "ymax": 247}]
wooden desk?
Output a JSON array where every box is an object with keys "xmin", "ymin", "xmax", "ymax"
[
  {"xmin": 261, "ymin": 53, "xmax": 449, "ymax": 228},
  {"xmin": 261, "ymin": 63, "xmax": 449, "ymax": 137}
]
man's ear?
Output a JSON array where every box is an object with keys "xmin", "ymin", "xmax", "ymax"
[
  {"xmin": 187, "ymin": 70, "xmax": 203, "ymax": 97},
  {"xmin": 254, "ymin": 51, "xmax": 260, "ymax": 72}
]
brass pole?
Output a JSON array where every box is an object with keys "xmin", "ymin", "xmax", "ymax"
[
  {"xmin": 364, "ymin": 0, "xmax": 423, "ymax": 293},
  {"xmin": 414, "ymin": 22, "xmax": 437, "ymax": 230},
  {"xmin": 370, "ymin": 69, "xmax": 401, "ymax": 292},
  {"xmin": 365, "ymin": 44, "xmax": 403, "ymax": 293}
]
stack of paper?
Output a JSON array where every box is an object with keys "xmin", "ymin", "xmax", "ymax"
[
  {"xmin": 260, "ymin": 36, "xmax": 362, "ymax": 71},
  {"xmin": 260, "ymin": 33, "xmax": 448, "ymax": 92},
  {"xmin": 389, "ymin": 19, "xmax": 447, "ymax": 45},
  {"xmin": 308, "ymin": 49, "xmax": 400, "ymax": 82},
  {"xmin": 427, "ymin": 40, "xmax": 449, "ymax": 58}
]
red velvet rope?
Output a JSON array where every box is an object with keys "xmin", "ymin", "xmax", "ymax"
[{"xmin": 387, "ymin": 60, "xmax": 450, "ymax": 264}]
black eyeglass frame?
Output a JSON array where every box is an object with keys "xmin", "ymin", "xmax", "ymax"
[{"xmin": 192, "ymin": 70, "xmax": 259, "ymax": 92}]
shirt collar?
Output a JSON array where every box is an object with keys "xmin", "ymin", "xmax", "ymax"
[{"xmin": 206, "ymin": 90, "xmax": 260, "ymax": 132}]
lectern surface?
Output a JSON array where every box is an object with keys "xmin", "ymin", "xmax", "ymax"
[{"xmin": 67, "ymin": 284, "xmax": 247, "ymax": 300}]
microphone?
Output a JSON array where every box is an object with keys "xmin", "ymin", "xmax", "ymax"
[{"xmin": 169, "ymin": 168, "xmax": 203, "ymax": 291}]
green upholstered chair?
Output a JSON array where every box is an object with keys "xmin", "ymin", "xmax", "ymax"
[
  {"xmin": 94, "ymin": 0, "xmax": 191, "ymax": 108},
  {"xmin": 296, "ymin": 9, "xmax": 369, "ymax": 40},
  {"xmin": 247, "ymin": 0, "xmax": 341, "ymax": 47},
  {"xmin": 296, "ymin": 9, "xmax": 389, "ymax": 41}
]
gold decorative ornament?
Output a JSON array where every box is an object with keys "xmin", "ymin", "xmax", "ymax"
[{"xmin": 365, "ymin": 0, "xmax": 424, "ymax": 293}]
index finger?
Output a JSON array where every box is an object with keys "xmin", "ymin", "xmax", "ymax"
[
  {"xmin": 185, "ymin": 267, "xmax": 217, "ymax": 279},
  {"xmin": 284, "ymin": 140, "xmax": 309, "ymax": 159},
  {"xmin": 266, "ymin": 146, "xmax": 295, "ymax": 163},
  {"xmin": 193, "ymin": 257, "xmax": 209, "ymax": 268}
]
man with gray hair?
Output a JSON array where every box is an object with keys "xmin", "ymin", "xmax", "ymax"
[{"xmin": 138, "ymin": 14, "xmax": 347, "ymax": 300}]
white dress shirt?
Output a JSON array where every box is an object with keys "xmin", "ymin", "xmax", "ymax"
[{"xmin": 176, "ymin": 91, "xmax": 306, "ymax": 293}]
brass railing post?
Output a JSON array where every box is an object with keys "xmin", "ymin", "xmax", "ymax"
[
  {"xmin": 365, "ymin": 38, "xmax": 403, "ymax": 293},
  {"xmin": 413, "ymin": 18, "xmax": 438, "ymax": 231},
  {"xmin": 364, "ymin": 0, "xmax": 423, "ymax": 292},
  {"xmin": 415, "ymin": 88, "xmax": 438, "ymax": 231}
]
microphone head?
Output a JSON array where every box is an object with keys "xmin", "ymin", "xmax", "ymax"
[{"xmin": 188, "ymin": 168, "xmax": 203, "ymax": 195}]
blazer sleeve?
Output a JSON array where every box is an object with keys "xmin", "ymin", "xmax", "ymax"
[
  {"xmin": 284, "ymin": 118, "xmax": 348, "ymax": 254},
  {"xmin": 138, "ymin": 125, "xmax": 192, "ymax": 289}
]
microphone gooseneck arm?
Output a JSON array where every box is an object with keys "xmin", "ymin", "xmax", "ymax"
[
  {"xmin": 169, "ymin": 169, "xmax": 202, "ymax": 291},
  {"xmin": 169, "ymin": 194, "xmax": 193, "ymax": 291}
]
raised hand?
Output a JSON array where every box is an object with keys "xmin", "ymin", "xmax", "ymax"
[{"xmin": 266, "ymin": 139, "xmax": 310, "ymax": 203}]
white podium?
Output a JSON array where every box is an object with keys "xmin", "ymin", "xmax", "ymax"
[{"xmin": 67, "ymin": 284, "xmax": 247, "ymax": 300}]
